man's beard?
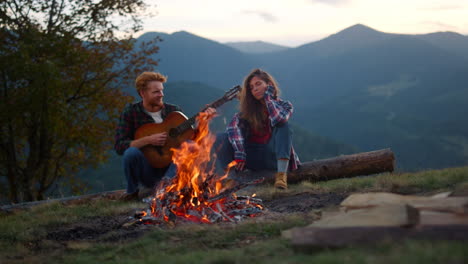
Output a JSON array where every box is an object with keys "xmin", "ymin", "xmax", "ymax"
[{"xmin": 151, "ymin": 98, "xmax": 163, "ymax": 108}]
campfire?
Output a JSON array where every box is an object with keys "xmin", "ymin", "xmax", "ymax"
[{"xmin": 135, "ymin": 112, "xmax": 264, "ymax": 225}]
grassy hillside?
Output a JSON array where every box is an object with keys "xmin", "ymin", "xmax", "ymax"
[{"xmin": 1, "ymin": 166, "xmax": 467, "ymax": 263}]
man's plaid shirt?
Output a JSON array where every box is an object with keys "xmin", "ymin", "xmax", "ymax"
[
  {"xmin": 114, "ymin": 101, "xmax": 181, "ymax": 155},
  {"xmin": 226, "ymin": 85, "xmax": 300, "ymax": 170}
]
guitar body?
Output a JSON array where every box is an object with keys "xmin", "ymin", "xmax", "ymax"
[
  {"xmin": 135, "ymin": 111, "xmax": 195, "ymax": 168},
  {"xmin": 134, "ymin": 85, "xmax": 240, "ymax": 169}
]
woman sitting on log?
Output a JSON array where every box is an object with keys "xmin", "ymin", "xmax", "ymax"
[{"xmin": 214, "ymin": 68, "xmax": 300, "ymax": 189}]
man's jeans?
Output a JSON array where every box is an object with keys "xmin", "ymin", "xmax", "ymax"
[
  {"xmin": 122, "ymin": 147, "xmax": 177, "ymax": 194},
  {"xmin": 213, "ymin": 122, "xmax": 292, "ymax": 174}
]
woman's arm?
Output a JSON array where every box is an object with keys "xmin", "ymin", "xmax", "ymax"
[
  {"xmin": 264, "ymin": 85, "xmax": 294, "ymax": 126},
  {"xmin": 226, "ymin": 113, "xmax": 246, "ymax": 162}
]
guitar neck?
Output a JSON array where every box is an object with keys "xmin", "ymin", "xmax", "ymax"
[
  {"xmin": 183, "ymin": 97, "xmax": 228, "ymax": 128},
  {"xmin": 176, "ymin": 96, "xmax": 231, "ymax": 133},
  {"xmin": 173, "ymin": 85, "xmax": 240, "ymax": 135}
]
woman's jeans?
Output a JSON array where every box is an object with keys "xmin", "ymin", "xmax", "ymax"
[
  {"xmin": 122, "ymin": 147, "xmax": 177, "ymax": 194},
  {"xmin": 213, "ymin": 122, "xmax": 292, "ymax": 173}
]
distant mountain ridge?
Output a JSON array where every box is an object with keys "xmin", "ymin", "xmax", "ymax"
[
  {"xmin": 225, "ymin": 41, "xmax": 290, "ymax": 54},
  {"xmin": 139, "ymin": 24, "xmax": 468, "ymax": 90},
  {"xmin": 132, "ymin": 24, "xmax": 468, "ymax": 170},
  {"xmin": 137, "ymin": 30, "xmax": 250, "ymax": 89}
]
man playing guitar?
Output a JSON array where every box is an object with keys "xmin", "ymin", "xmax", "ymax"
[{"xmin": 114, "ymin": 72, "xmax": 216, "ymax": 201}]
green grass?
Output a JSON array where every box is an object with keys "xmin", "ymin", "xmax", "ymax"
[
  {"xmin": 312, "ymin": 166, "xmax": 468, "ymax": 194},
  {"xmin": 0, "ymin": 200, "xmax": 143, "ymax": 259},
  {"xmin": 240, "ymin": 166, "xmax": 468, "ymax": 201},
  {"xmin": 57, "ymin": 236, "xmax": 468, "ymax": 264},
  {"xmin": 1, "ymin": 166, "xmax": 467, "ymax": 264}
]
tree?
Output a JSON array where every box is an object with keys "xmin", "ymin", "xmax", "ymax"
[{"xmin": 0, "ymin": 0, "xmax": 159, "ymax": 203}]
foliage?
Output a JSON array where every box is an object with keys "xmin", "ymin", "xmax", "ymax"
[{"xmin": 0, "ymin": 0, "xmax": 159, "ymax": 202}]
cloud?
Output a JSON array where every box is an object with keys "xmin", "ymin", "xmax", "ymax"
[
  {"xmin": 308, "ymin": 0, "xmax": 349, "ymax": 6},
  {"xmin": 420, "ymin": 4, "xmax": 464, "ymax": 11},
  {"xmin": 242, "ymin": 10, "xmax": 278, "ymax": 23},
  {"xmin": 421, "ymin": 21, "xmax": 459, "ymax": 31}
]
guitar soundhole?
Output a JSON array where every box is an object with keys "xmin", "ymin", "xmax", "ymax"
[{"xmin": 169, "ymin": 128, "xmax": 179, "ymax": 138}]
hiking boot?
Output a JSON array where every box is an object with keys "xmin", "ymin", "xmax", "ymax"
[{"xmin": 274, "ymin": 172, "xmax": 288, "ymax": 190}]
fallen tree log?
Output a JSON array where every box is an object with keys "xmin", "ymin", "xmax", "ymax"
[{"xmin": 235, "ymin": 148, "xmax": 395, "ymax": 184}]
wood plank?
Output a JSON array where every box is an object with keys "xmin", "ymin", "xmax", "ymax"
[
  {"xmin": 420, "ymin": 211, "xmax": 468, "ymax": 226},
  {"xmin": 284, "ymin": 225, "xmax": 468, "ymax": 249},
  {"xmin": 308, "ymin": 204, "xmax": 419, "ymax": 228},
  {"xmin": 341, "ymin": 192, "xmax": 468, "ymax": 214}
]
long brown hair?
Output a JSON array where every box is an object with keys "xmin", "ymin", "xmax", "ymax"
[{"xmin": 239, "ymin": 68, "xmax": 281, "ymax": 131}]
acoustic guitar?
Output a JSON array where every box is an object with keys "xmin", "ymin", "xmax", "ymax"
[{"xmin": 135, "ymin": 85, "xmax": 241, "ymax": 168}]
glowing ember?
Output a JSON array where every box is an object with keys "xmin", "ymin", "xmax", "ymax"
[{"xmin": 135, "ymin": 112, "xmax": 264, "ymax": 225}]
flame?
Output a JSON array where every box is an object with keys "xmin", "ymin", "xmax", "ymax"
[
  {"xmin": 150, "ymin": 112, "xmax": 228, "ymax": 222},
  {"xmin": 144, "ymin": 112, "xmax": 264, "ymax": 224},
  {"xmin": 167, "ymin": 112, "xmax": 217, "ymax": 194}
]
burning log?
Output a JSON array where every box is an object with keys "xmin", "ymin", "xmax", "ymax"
[
  {"xmin": 131, "ymin": 112, "xmax": 265, "ymax": 226},
  {"xmin": 216, "ymin": 203, "xmax": 235, "ymax": 223},
  {"xmin": 233, "ymin": 148, "xmax": 395, "ymax": 184},
  {"xmin": 133, "ymin": 180, "xmax": 264, "ymax": 225},
  {"xmin": 207, "ymin": 178, "xmax": 264, "ymax": 203}
]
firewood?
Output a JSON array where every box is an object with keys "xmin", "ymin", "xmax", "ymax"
[
  {"xmin": 206, "ymin": 178, "xmax": 264, "ymax": 203},
  {"xmin": 206, "ymin": 207, "xmax": 223, "ymax": 223},
  {"xmin": 341, "ymin": 192, "xmax": 468, "ymax": 214},
  {"xmin": 216, "ymin": 203, "xmax": 235, "ymax": 223},
  {"xmin": 228, "ymin": 207, "xmax": 263, "ymax": 216},
  {"xmin": 133, "ymin": 175, "xmax": 265, "ymax": 225}
]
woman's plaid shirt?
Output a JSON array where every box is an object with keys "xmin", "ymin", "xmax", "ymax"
[{"xmin": 226, "ymin": 86, "xmax": 300, "ymax": 170}]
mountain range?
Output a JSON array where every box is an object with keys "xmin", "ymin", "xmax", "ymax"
[
  {"xmin": 129, "ymin": 24, "xmax": 468, "ymax": 170},
  {"xmin": 225, "ymin": 41, "xmax": 290, "ymax": 54}
]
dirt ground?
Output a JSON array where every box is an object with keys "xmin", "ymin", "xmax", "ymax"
[{"xmin": 38, "ymin": 191, "xmax": 346, "ymax": 246}]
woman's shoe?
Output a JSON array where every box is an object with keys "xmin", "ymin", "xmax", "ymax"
[{"xmin": 274, "ymin": 172, "xmax": 288, "ymax": 190}]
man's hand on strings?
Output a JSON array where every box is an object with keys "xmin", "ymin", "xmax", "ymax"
[{"xmin": 146, "ymin": 132, "xmax": 167, "ymax": 146}]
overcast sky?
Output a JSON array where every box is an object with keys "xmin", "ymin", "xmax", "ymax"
[{"xmin": 139, "ymin": 0, "xmax": 468, "ymax": 47}]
